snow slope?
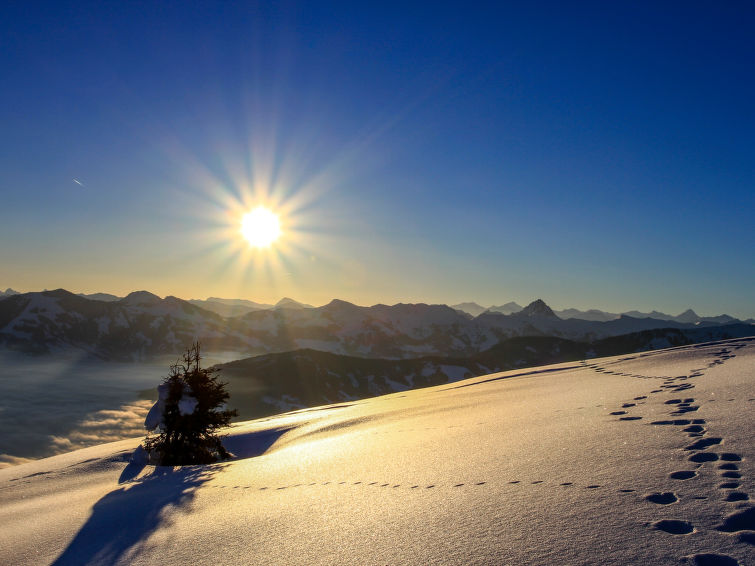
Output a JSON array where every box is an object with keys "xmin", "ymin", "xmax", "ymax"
[{"xmin": 0, "ymin": 338, "xmax": 753, "ymax": 565}]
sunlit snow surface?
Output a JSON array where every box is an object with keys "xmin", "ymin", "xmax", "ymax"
[{"xmin": 0, "ymin": 339, "xmax": 753, "ymax": 565}]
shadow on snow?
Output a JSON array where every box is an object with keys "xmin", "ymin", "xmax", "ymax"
[{"xmin": 51, "ymin": 426, "xmax": 291, "ymax": 566}]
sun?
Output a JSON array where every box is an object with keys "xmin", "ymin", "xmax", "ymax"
[{"xmin": 240, "ymin": 207, "xmax": 281, "ymax": 248}]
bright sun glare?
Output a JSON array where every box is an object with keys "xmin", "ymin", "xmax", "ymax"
[{"xmin": 241, "ymin": 207, "xmax": 281, "ymax": 248}]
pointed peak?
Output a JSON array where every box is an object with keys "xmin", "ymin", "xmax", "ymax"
[
  {"xmin": 324, "ymin": 298, "xmax": 357, "ymax": 309},
  {"xmin": 675, "ymin": 309, "xmax": 700, "ymax": 323},
  {"xmin": 519, "ymin": 299, "xmax": 557, "ymax": 318}
]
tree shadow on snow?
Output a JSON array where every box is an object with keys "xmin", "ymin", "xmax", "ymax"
[
  {"xmin": 52, "ymin": 427, "xmax": 292, "ymax": 566},
  {"xmin": 51, "ymin": 464, "xmax": 221, "ymax": 566}
]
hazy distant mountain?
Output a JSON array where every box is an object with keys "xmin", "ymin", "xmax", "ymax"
[
  {"xmin": 274, "ymin": 297, "xmax": 313, "ymax": 309},
  {"xmin": 205, "ymin": 297, "xmax": 274, "ymax": 309},
  {"xmin": 189, "ymin": 299, "xmax": 270, "ymax": 318},
  {"xmin": 77, "ymin": 292, "xmax": 121, "ymax": 302},
  {"xmin": 0, "ymin": 288, "xmax": 19, "ymax": 298},
  {"xmin": 555, "ymin": 308, "xmax": 618, "ymax": 322},
  {"xmin": 486, "ymin": 302, "xmax": 523, "ymax": 315},
  {"xmin": 189, "ymin": 297, "xmax": 313, "ymax": 317},
  {"xmin": 451, "ymin": 302, "xmax": 487, "ymax": 317},
  {"xmin": 621, "ymin": 309, "xmax": 674, "ymax": 320}
]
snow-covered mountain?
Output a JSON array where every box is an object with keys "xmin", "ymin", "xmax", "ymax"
[
  {"xmin": 0, "ymin": 288, "xmax": 19, "ymax": 298},
  {"xmin": 0, "ymin": 291, "xmax": 750, "ymax": 361},
  {"xmin": 0, "ymin": 289, "xmax": 233, "ymax": 360}
]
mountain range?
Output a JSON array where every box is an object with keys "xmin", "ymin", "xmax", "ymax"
[
  {"xmin": 451, "ymin": 301, "xmax": 742, "ymax": 325},
  {"xmin": 0, "ymin": 289, "xmax": 751, "ymax": 362}
]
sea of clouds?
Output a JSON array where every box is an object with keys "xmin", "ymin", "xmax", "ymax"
[{"xmin": 0, "ymin": 353, "xmax": 166, "ymax": 468}]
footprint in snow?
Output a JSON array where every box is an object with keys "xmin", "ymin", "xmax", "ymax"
[
  {"xmin": 652, "ymin": 519, "xmax": 694, "ymax": 534},
  {"xmin": 720, "ymin": 471, "xmax": 742, "ymax": 479},
  {"xmin": 720, "ymin": 453, "xmax": 742, "ymax": 461},
  {"xmin": 716, "ymin": 506, "xmax": 755, "ymax": 533},
  {"xmin": 669, "ymin": 471, "xmax": 697, "ymax": 480},
  {"xmin": 688, "ymin": 452, "xmax": 718, "ymax": 463},
  {"xmin": 645, "ymin": 492, "xmax": 678, "ymax": 505},
  {"xmin": 684, "ymin": 553, "xmax": 740, "ymax": 566},
  {"xmin": 686, "ymin": 438, "xmax": 722, "ymax": 451},
  {"xmin": 724, "ymin": 492, "xmax": 748, "ymax": 502}
]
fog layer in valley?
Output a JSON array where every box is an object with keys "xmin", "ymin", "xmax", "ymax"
[{"xmin": 0, "ymin": 352, "xmax": 244, "ymax": 467}]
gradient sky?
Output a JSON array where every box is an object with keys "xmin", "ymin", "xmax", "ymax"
[{"xmin": 1, "ymin": 2, "xmax": 753, "ymax": 318}]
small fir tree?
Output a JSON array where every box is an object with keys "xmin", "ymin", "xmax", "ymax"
[{"xmin": 144, "ymin": 342, "xmax": 237, "ymax": 465}]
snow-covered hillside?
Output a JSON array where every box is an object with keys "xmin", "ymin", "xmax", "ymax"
[{"xmin": 1, "ymin": 338, "xmax": 752, "ymax": 565}]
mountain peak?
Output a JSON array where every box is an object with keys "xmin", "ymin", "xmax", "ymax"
[
  {"xmin": 519, "ymin": 299, "xmax": 557, "ymax": 318},
  {"xmin": 675, "ymin": 309, "xmax": 700, "ymax": 324},
  {"xmin": 324, "ymin": 298, "xmax": 357, "ymax": 309},
  {"xmin": 120, "ymin": 290, "xmax": 162, "ymax": 306},
  {"xmin": 275, "ymin": 297, "xmax": 311, "ymax": 309}
]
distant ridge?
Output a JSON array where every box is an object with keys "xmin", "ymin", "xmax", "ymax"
[
  {"xmin": 203, "ymin": 297, "xmax": 274, "ymax": 309},
  {"xmin": 77, "ymin": 292, "xmax": 121, "ymax": 302},
  {"xmin": 451, "ymin": 302, "xmax": 487, "ymax": 317},
  {"xmin": 274, "ymin": 297, "xmax": 313, "ymax": 309},
  {"xmin": 487, "ymin": 302, "xmax": 523, "ymax": 315}
]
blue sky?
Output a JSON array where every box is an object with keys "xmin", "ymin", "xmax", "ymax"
[{"xmin": 1, "ymin": 2, "xmax": 753, "ymax": 317}]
